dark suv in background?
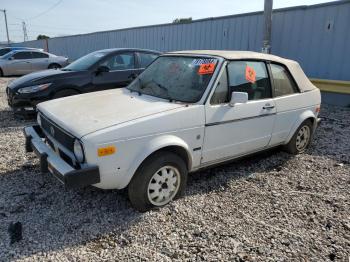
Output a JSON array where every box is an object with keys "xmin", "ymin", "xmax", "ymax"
[{"xmin": 6, "ymin": 48, "xmax": 160, "ymax": 115}]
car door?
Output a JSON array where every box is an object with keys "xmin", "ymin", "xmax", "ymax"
[
  {"xmin": 92, "ymin": 52, "xmax": 138, "ymax": 91},
  {"xmin": 6, "ymin": 51, "xmax": 33, "ymax": 75},
  {"xmin": 30, "ymin": 51, "xmax": 50, "ymax": 72},
  {"xmin": 268, "ymin": 62, "xmax": 303, "ymax": 146},
  {"xmin": 201, "ymin": 60, "xmax": 276, "ymax": 164}
]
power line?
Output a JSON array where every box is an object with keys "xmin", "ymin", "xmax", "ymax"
[
  {"xmin": 24, "ymin": 0, "xmax": 64, "ymax": 21},
  {"xmin": 9, "ymin": 22, "xmax": 92, "ymax": 31},
  {"xmin": 9, "ymin": 26, "xmax": 86, "ymax": 33}
]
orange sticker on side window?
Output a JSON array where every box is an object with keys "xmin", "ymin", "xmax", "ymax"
[
  {"xmin": 198, "ymin": 63, "xmax": 216, "ymax": 75},
  {"xmin": 245, "ymin": 65, "xmax": 256, "ymax": 83}
]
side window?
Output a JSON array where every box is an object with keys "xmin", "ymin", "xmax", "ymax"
[
  {"xmin": 0, "ymin": 48, "xmax": 10, "ymax": 56},
  {"xmin": 101, "ymin": 52, "xmax": 135, "ymax": 71},
  {"xmin": 31, "ymin": 52, "xmax": 49, "ymax": 59},
  {"xmin": 12, "ymin": 52, "xmax": 32, "ymax": 60},
  {"xmin": 270, "ymin": 63, "xmax": 298, "ymax": 97},
  {"xmin": 227, "ymin": 61, "xmax": 271, "ymax": 100},
  {"xmin": 139, "ymin": 53, "xmax": 158, "ymax": 68},
  {"xmin": 211, "ymin": 69, "xmax": 229, "ymax": 105}
]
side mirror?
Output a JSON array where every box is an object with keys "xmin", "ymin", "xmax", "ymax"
[
  {"xmin": 96, "ymin": 65, "xmax": 110, "ymax": 74},
  {"xmin": 229, "ymin": 92, "xmax": 248, "ymax": 107},
  {"xmin": 8, "ymin": 57, "xmax": 14, "ymax": 61}
]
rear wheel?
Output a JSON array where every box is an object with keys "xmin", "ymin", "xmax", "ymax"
[
  {"xmin": 48, "ymin": 63, "xmax": 61, "ymax": 69},
  {"xmin": 128, "ymin": 151, "xmax": 188, "ymax": 212},
  {"xmin": 284, "ymin": 120, "xmax": 313, "ymax": 154},
  {"xmin": 53, "ymin": 89, "xmax": 79, "ymax": 99}
]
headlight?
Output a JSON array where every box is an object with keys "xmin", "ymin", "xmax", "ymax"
[
  {"xmin": 18, "ymin": 83, "xmax": 51, "ymax": 94},
  {"xmin": 74, "ymin": 139, "xmax": 85, "ymax": 163},
  {"xmin": 37, "ymin": 113, "xmax": 42, "ymax": 126}
]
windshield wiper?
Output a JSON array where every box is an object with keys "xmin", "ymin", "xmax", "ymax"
[
  {"xmin": 137, "ymin": 79, "xmax": 181, "ymax": 102},
  {"xmin": 141, "ymin": 79, "xmax": 172, "ymax": 99},
  {"xmin": 128, "ymin": 77, "xmax": 143, "ymax": 95},
  {"xmin": 151, "ymin": 80, "xmax": 176, "ymax": 102}
]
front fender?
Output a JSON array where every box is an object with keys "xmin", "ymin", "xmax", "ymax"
[
  {"xmin": 285, "ymin": 109, "xmax": 317, "ymax": 144},
  {"xmin": 121, "ymin": 135, "xmax": 193, "ymax": 189}
]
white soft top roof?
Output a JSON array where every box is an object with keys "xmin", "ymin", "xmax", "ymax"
[{"xmin": 168, "ymin": 50, "xmax": 316, "ymax": 92}]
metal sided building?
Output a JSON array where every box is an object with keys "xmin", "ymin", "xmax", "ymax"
[{"xmin": 11, "ymin": 0, "xmax": 350, "ymax": 106}]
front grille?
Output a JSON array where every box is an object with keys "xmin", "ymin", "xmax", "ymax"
[
  {"xmin": 40, "ymin": 114, "xmax": 75, "ymax": 152},
  {"xmin": 59, "ymin": 149, "xmax": 75, "ymax": 167}
]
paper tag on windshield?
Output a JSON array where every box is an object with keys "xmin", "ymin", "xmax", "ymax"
[
  {"xmin": 198, "ymin": 63, "xmax": 216, "ymax": 75},
  {"xmin": 192, "ymin": 58, "xmax": 216, "ymax": 66}
]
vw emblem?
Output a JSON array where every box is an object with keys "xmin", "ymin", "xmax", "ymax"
[{"xmin": 50, "ymin": 126, "xmax": 55, "ymax": 136}]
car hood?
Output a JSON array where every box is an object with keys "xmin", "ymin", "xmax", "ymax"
[
  {"xmin": 37, "ymin": 88, "xmax": 186, "ymax": 138},
  {"xmin": 7, "ymin": 69, "xmax": 82, "ymax": 89}
]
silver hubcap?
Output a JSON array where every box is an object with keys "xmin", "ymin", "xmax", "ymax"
[
  {"xmin": 147, "ymin": 166, "xmax": 181, "ymax": 206},
  {"xmin": 296, "ymin": 125, "xmax": 310, "ymax": 151}
]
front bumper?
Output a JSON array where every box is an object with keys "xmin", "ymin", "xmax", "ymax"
[
  {"xmin": 24, "ymin": 125, "xmax": 100, "ymax": 188},
  {"xmin": 317, "ymin": 117, "xmax": 321, "ymax": 126},
  {"xmin": 6, "ymin": 86, "xmax": 45, "ymax": 114}
]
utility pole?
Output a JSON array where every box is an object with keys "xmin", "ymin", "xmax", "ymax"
[
  {"xmin": 262, "ymin": 0, "xmax": 273, "ymax": 53},
  {"xmin": 22, "ymin": 21, "xmax": 28, "ymax": 42},
  {"xmin": 0, "ymin": 9, "xmax": 10, "ymax": 45}
]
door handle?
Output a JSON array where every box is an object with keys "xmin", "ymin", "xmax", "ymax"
[{"xmin": 263, "ymin": 104, "xmax": 275, "ymax": 110}]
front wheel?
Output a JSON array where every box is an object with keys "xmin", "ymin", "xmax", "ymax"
[
  {"xmin": 48, "ymin": 63, "xmax": 61, "ymax": 69},
  {"xmin": 128, "ymin": 151, "xmax": 188, "ymax": 212},
  {"xmin": 284, "ymin": 120, "xmax": 313, "ymax": 154}
]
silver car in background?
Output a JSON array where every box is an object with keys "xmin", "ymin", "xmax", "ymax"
[{"xmin": 0, "ymin": 50, "xmax": 69, "ymax": 76}]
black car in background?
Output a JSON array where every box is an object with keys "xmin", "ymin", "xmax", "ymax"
[{"xmin": 6, "ymin": 48, "xmax": 160, "ymax": 114}]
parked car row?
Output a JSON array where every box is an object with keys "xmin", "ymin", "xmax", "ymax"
[
  {"xmin": 20, "ymin": 50, "xmax": 321, "ymax": 211},
  {"xmin": 0, "ymin": 46, "xmax": 44, "ymax": 56},
  {"xmin": 0, "ymin": 48, "xmax": 68, "ymax": 77},
  {"xmin": 6, "ymin": 48, "xmax": 160, "ymax": 113}
]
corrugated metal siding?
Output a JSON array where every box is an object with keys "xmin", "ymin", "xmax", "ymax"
[
  {"xmin": 270, "ymin": 1, "xmax": 350, "ymax": 80},
  {"xmin": 12, "ymin": 1, "xmax": 350, "ymax": 80}
]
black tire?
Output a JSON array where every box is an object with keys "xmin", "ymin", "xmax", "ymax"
[
  {"xmin": 284, "ymin": 119, "xmax": 313, "ymax": 154},
  {"xmin": 128, "ymin": 151, "xmax": 188, "ymax": 212},
  {"xmin": 52, "ymin": 89, "xmax": 79, "ymax": 99},
  {"xmin": 48, "ymin": 63, "xmax": 61, "ymax": 69}
]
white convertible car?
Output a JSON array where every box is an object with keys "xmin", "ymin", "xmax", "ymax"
[{"xmin": 24, "ymin": 50, "xmax": 321, "ymax": 211}]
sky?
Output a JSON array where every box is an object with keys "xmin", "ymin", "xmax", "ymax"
[{"xmin": 0, "ymin": 0, "xmax": 338, "ymax": 43}]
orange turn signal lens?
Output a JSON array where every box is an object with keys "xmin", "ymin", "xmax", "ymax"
[
  {"xmin": 98, "ymin": 146, "xmax": 116, "ymax": 157},
  {"xmin": 315, "ymin": 106, "xmax": 321, "ymax": 113}
]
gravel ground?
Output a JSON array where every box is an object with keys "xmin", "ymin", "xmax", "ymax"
[{"xmin": 0, "ymin": 77, "xmax": 349, "ymax": 261}]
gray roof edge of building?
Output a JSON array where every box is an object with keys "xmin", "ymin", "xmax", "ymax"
[{"xmin": 11, "ymin": 0, "xmax": 348, "ymax": 44}]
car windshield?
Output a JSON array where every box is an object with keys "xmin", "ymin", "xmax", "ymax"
[
  {"xmin": 1, "ymin": 51, "xmax": 15, "ymax": 59},
  {"xmin": 127, "ymin": 56, "xmax": 219, "ymax": 103},
  {"xmin": 63, "ymin": 51, "xmax": 107, "ymax": 71},
  {"xmin": 0, "ymin": 48, "xmax": 10, "ymax": 57}
]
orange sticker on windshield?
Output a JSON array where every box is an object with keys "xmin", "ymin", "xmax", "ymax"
[
  {"xmin": 245, "ymin": 65, "xmax": 256, "ymax": 83},
  {"xmin": 198, "ymin": 63, "xmax": 215, "ymax": 75}
]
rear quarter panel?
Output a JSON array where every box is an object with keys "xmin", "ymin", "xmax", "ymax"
[{"xmin": 270, "ymin": 88, "xmax": 321, "ymax": 145}]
